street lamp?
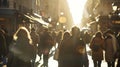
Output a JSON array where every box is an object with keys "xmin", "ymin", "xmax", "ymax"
[
  {"xmin": 59, "ymin": 12, "xmax": 67, "ymax": 30},
  {"xmin": 59, "ymin": 16, "xmax": 66, "ymax": 24}
]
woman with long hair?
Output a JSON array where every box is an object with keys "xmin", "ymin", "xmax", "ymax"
[{"xmin": 8, "ymin": 26, "xmax": 36, "ymax": 67}]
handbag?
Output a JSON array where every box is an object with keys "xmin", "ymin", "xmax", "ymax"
[
  {"xmin": 9, "ymin": 40, "xmax": 36, "ymax": 62},
  {"xmin": 53, "ymin": 48, "xmax": 59, "ymax": 60}
]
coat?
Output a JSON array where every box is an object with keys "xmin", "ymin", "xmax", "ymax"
[
  {"xmin": 90, "ymin": 37, "xmax": 104, "ymax": 61},
  {"xmin": 0, "ymin": 31, "xmax": 7, "ymax": 57},
  {"xmin": 58, "ymin": 37, "xmax": 88, "ymax": 67},
  {"xmin": 104, "ymin": 35, "xmax": 118, "ymax": 62}
]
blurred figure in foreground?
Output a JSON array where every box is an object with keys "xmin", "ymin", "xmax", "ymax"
[
  {"xmin": 56, "ymin": 31, "xmax": 63, "ymax": 48},
  {"xmin": 7, "ymin": 26, "xmax": 36, "ymax": 67},
  {"xmin": 58, "ymin": 31, "xmax": 71, "ymax": 67},
  {"xmin": 0, "ymin": 28, "xmax": 7, "ymax": 66}
]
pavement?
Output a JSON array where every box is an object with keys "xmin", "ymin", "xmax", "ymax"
[
  {"xmin": 35, "ymin": 44, "xmax": 113, "ymax": 67},
  {"xmin": 2, "ymin": 44, "xmax": 117, "ymax": 67},
  {"xmin": 0, "ymin": 45, "xmax": 117, "ymax": 67}
]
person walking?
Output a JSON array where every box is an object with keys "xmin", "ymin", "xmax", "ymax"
[
  {"xmin": 104, "ymin": 30, "xmax": 119, "ymax": 67},
  {"xmin": 7, "ymin": 26, "xmax": 36, "ymax": 67},
  {"xmin": 90, "ymin": 31, "xmax": 104, "ymax": 67},
  {"xmin": 30, "ymin": 28, "xmax": 39, "ymax": 67},
  {"xmin": 58, "ymin": 26, "xmax": 89, "ymax": 67},
  {"xmin": 58, "ymin": 31, "xmax": 71, "ymax": 67},
  {"xmin": 38, "ymin": 28, "xmax": 54, "ymax": 67}
]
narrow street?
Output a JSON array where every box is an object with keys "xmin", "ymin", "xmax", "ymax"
[{"xmin": 0, "ymin": 0, "xmax": 120, "ymax": 67}]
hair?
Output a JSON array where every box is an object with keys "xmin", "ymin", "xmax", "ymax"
[
  {"xmin": 106, "ymin": 29, "xmax": 114, "ymax": 34},
  {"xmin": 95, "ymin": 31, "xmax": 102, "ymax": 38},
  {"xmin": 71, "ymin": 26, "xmax": 80, "ymax": 36},
  {"xmin": 13, "ymin": 26, "xmax": 32, "ymax": 44},
  {"xmin": 31, "ymin": 28, "xmax": 35, "ymax": 31},
  {"xmin": 63, "ymin": 31, "xmax": 71, "ymax": 40}
]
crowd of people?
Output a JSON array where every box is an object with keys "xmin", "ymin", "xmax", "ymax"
[{"xmin": 0, "ymin": 25, "xmax": 120, "ymax": 67}]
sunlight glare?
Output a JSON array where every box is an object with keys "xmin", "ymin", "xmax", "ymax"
[{"xmin": 67, "ymin": 0, "xmax": 87, "ymax": 26}]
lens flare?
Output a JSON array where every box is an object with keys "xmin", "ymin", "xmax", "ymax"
[{"xmin": 67, "ymin": 0, "xmax": 87, "ymax": 27}]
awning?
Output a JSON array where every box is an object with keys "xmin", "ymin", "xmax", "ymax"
[{"xmin": 24, "ymin": 14, "xmax": 49, "ymax": 26}]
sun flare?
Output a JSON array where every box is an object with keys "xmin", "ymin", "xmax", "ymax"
[{"xmin": 67, "ymin": 0, "xmax": 87, "ymax": 27}]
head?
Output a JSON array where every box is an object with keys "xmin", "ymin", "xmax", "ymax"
[
  {"xmin": 71, "ymin": 26, "xmax": 80, "ymax": 37},
  {"xmin": 104, "ymin": 29, "xmax": 114, "ymax": 36},
  {"xmin": 31, "ymin": 28, "xmax": 35, "ymax": 32},
  {"xmin": 63, "ymin": 32, "xmax": 71, "ymax": 40},
  {"xmin": 58, "ymin": 31, "xmax": 62, "ymax": 36},
  {"xmin": 95, "ymin": 31, "xmax": 102, "ymax": 38},
  {"xmin": 106, "ymin": 29, "xmax": 114, "ymax": 34}
]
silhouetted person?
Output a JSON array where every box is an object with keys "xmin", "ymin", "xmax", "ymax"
[
  {"xmin": 8, "ymin": 26, "xmax": 36, "ymax": 67},
  {"xmin": 83, "ymin": 31, "xmax": 91, "ymax": 45},
  {"xmin": 58, "ymin": 26, "xmax": 89, "ymax": 67},
  {"xmin": 30, "ymin": 28, "xmax": 39, "ymax": 67},
  {"xmin": 58, "ymin": 31, "xmax": 71, "ymax": 67},
  {"xmin": 90, "ymin": 31, "xmax": 104, "ymax": 67},
  {"xmin": 38, "ymin": 28, "xmax": 54, "ymax": 67},
  {"xmin": 56, "ymin": 31, "xmax": 62, "ymax": 47},
  {"xmin": 0, "ymin": 29, "xmax": 7, "ymax": 66},
  {"xmin": 116, "ymin": 32, "xmax": 120, "ymax": 67},
  {"xmin": 104, "ymin": 30, "xmax": 119, "ymax": 67}
]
